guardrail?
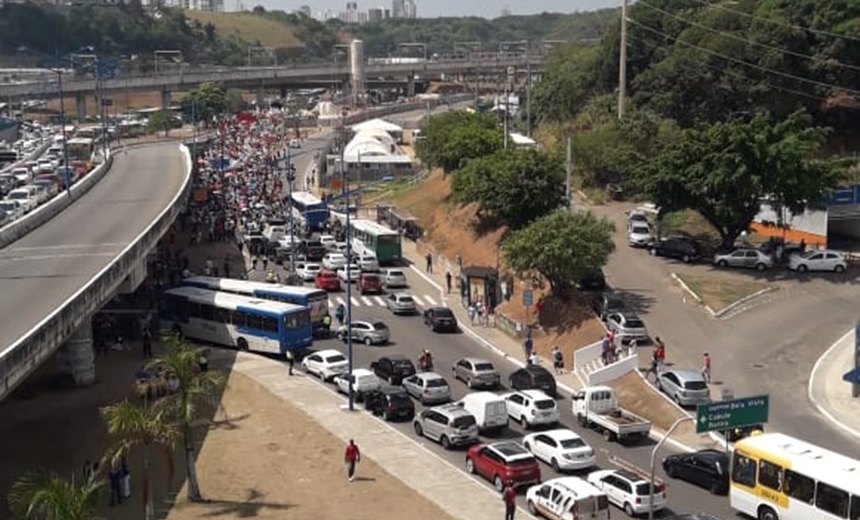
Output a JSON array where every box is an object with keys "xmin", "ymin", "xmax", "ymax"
[
  {"xmin": 0, "ymin": 151, "xmax": 112, "ymax": 250},
  {"xmin": 319, "ymin": 93, "xmax": 473, "ymax": 128},
  {"xmin": 0, "ymin": 139, "xmax": 52, "ymax": 175},
  {"xmin": 0, "ymin": 142, "xmax": 193, "ymax": 400}
]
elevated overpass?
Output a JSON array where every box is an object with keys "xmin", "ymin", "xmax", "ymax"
[
  {"xmin": 0, "ymin": 142, "xmax": 192, "ymax": 401},
  {"xmin": 0, "ymin": 53, "xmax": 544, "ymax": 107}
]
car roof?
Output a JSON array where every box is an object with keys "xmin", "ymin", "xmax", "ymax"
[
  {"xmin": 666, "ymin": 369, "xmax": 705, "ymax": 382},
  {"xmin": 522, "ymin": 364, "xmax": 552, "ymax": 374},
  {"xmin": 691, "ymin": 449, "xmax": 728, "ymax": 461},
  {"xmin": 541, "ymin": 428, "xmax": 582, "ymax": 441},
  {"xmin": 393, "ymin": 292, "xmax": 413, "ymax": 298},
  {"xmin": 416, "ymin": 372, "xmax": 445, "ymax": 381},
  {"xmin": 461, "ymin": 357, "xmax": 493, "ymax": 366},
  {"xmin": 316, "ymin": 349, "xmax": 345, "ymax": 358},
  {"xmin": 432, "ymin": 403, "xmax": 470, "ymax": 416},
  {"xmin": 618, "ymin": 312, "xmax": 641, "ymax": 320},
  {"xmin": 488, "ymin": 441, "xmax": 532, "ymax": 459},
  {"xmin": 380, "ymin": 386, "xmax": 408, "ymax": 395},
  {"xmin": 351, "ymin": 368, "xmax": 375, "ymax": 376},
  {"xmin": 428, "ymin": 306, "xmax": 452, "ymax": 313},
  {"xmin": 613, "ymin": 469, "xmax": 648, "ymax": 483},
  {"xmin": 518, "ymin": 389, "xmax": 553, "ymax": 399}
]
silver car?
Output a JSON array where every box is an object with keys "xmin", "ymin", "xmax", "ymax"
[
  {"xmin": 336, "ymin": 320, "xmax": 390, "ymax": 345},
  {"xmin": 383, "ymin": 268, "xmax": 408, "ymax": 288},
  {"xmin": 452, "ymin": 357, "xmax": 500, "ymax": 389},
  {"xmin": 386, "ymin": 292, "xmax": 417, "ymax": 315},
  {"xmin": 713, "ymin": 248, "xmax": 774, "ymax": 271},
  {"xmin": 605, "ymin": 312, "xmax": 648, "ymax": 343},
  {"xmin": 412, "ymin": 404, "xmax": 479, "ymax": 449},
  {"xmin": 657, "ymin": 369, "xmax": 711, "ymax": 407},
  {"xmin": 628, "ymin": 223, "xmax": 653, "ymax": 247},
  {"xmin": 402, "ymin": 372, "xmax": 451, "ymax": 404}
]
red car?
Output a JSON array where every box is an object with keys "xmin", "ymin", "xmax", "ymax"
[
  {"xmin": 315, "ymin": 269, "xmax": 341, "ymax": 291},
  {"xmin": 358, "ymin": 273, "xmax": 382, "ymax": 294},
  {"xmin": 466, "ymin": 441, "xmax": 541, "ymax": 492}
]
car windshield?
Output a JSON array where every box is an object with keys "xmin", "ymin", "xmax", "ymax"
[
  {"xmin": 624, "ymin": 318, "xmax": 645, "ymax": 328},
  {"xmin": 392, "ymin": 360, "xmax": 412, "ymax": 369},
  {"xmin": 434, "ymin": 309, "xmax": 455, "ymax": 318},
  {"xmin": 684, "ymin": 381, "xmax": 708, "ymax": 390},
  {"xmin": 363, "ymin": 275, "xmax": 380, "ymax": 282},
  {"xmin": 372, "ymin": 322, "xmax": 388, "ymax": 330},
  {"xmin": 632, "ymin": 226, "xmax": 649, "ymax": 234},
  {"xmin": 559, "ymin": 438, "xmax": 587, "ymax": 449},
  {"xmin": 398, "ymin": 296, "xmax": 414, "ymax": 303},
  {"xmin": 474, "ymin": 363, "xmax": 495, "ymax": 371},
  {"xmin": 326, "ymin": 354, "xmax": 347, "ymax": 363},
  {"xmin": 425, "ymin": 378, "xmax": 447, "ymax": 388},
  {"xmin": 389, "ymin": 394, "xmax": 411, "ymax": 406},
  {"xmin": 452, "ymin": 416, "xmax": 476, "ymax": 428},
  {"xmin": 7, "ymin": 192, "xmax": 27, "ymax": 199},
  {"xmin": 507, "ymin": 457, "xmax": 536, "ymax": 467},
  {"xmin": 388, "ymin": 270, "xmax": 403, "ymax": 277},
  {"xmin": 534, "ymin": 399, "xmax": 555, "ymax": 410}
]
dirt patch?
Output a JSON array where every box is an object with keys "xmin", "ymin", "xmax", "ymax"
[
  {"xmin": 607, "ymin": 372, "xmax": 693, "ymax": 434},
  {"xmin": 661, "ymin": 210, "xmax": 718, "ymax": 242},
  {"xmin": 391, "ymin": 170, "xmax": 605, "ymax": 353},
  {"xmin": 166, "ymin": 371, "xmax": 457, "ymax": 520},
  {"xmin": 675, "ymin": 273, "xmax": 774, "ymax": 312}
]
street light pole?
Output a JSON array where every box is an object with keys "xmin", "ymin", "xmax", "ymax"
[
  {"xmin": 287, "ymin": 144, "xmax": 296, "ymax": 276},
  {"xmin": 649, "ymin": 417, "xmax": 693, "ymax": 520},
  {"xmin": 342, "ymin": 130, "xmax": 355, "ymax": 411},
  {"xmin": 56, "ymin": 69, "xmax": 71, "ymax": 198}
]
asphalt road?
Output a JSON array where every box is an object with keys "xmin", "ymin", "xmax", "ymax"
[
  {"xmin": 0, "ymin": 143, "xmax": 186, "ymax": 352},
  {"xmin": 293, "ymin": 271, "xmax": 735, "ymax": 520},
  {"xmin": 590, "ymin": 204, "xmax": 860, "ymax": 459}
]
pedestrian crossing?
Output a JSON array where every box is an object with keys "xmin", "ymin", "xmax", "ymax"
[{"xmin": 327, "ymin": 294, "xmax": 439, "ymax": 308}]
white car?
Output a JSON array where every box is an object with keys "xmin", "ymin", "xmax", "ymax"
[
  {"xmin": 322, "ymin": 252, "xmax": 347, "ymax": 270},
  {"xmin": 788, "ymin": 250, "xmax": 847, "ymax": 273},
  {"xmin": 335, "ymin": 241, "xmax": 349, "ymax": 253},
  {"xmin": 587, "ymin": 469, "xmax": 667, "ymax": 516},
  {"xmin": 627, "ymin": 223, "xmax": 652, "ymax": 248},
  {"xmin": 333, "ymin": 368, "xmax": 381, "ymax": 400},
  {"xmin": 0, "ymin": 200, "xmax": 24, "ymax": 221},
  {"xmin": 522, "ymin": 429, "xmax": 597, "ymax": 472},
  {"xmin": 502, "ymin": 390, "xmax": 559, "ymax": 429},
  {"xmin": 296, "ymin": 262, "xmax": 322, "ymax": 281},
  {"xmin": 301, "ymin": 349, "xmax": 348, "ymax": 381},
  {"xmin": 336, "ymin": 264, "xmax": 361, "ymax": 283},
  {"xmin": 319, "ymin": 234, "xmax": 337, "ymax": 250},
  {"xmin": 383, "ymin": 268, "xmax": 408, "ymax": 288},
  {"xmin": 714, "ymin": 248, "xmax": 774, "ymax": 271},
  {"xmin": 5, "ymin": 188, "xmax": 36, "ymax": 213},
  {"xmin": 356, "ymin": 253, "xmax": 379, "ymax": 272}
]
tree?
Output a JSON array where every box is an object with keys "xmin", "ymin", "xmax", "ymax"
[
  {"xmin": 7, "ymin": 471, "xmax": 102, "ymax": 520},
  {"xmin": 503, "ymin": 210, "xmax": 616, "ymax": 294},
  {"xmin": 223, "ymin": 88, "xmax": 246, "ymax": 114},
  {"xmin": 180, "ymin": 82, "xmax": 227, "ymax": 126},
  {"xmin": 147, "ymin": 336, "xmax": 225, "ymax": 503},
  {"xmin": 145, "ymin": 109, "xmax": 181, "ymax": 136},
  {"xmin": 452, "ymin": 149, "xmax": 565, "ymax": 229},
  {"xmin": 100, "ymin": 400, "xmax": 178, "ymax": 520},
  {"xmin": 416, "ymin": 111, "xmax": 502, "ymax": 173},
  {"xmin": 636, "ymin": 111, "xmax": 844, "ymax": 249}
]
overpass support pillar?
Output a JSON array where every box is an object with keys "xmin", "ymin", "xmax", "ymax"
[
  {"xmin": 407, "ymin": 77, "xmax": 416, "ymax": 98},
  {"xmin": 279, "ymin": 87, "xmax": 287, "ymax": 100},
  {"xmin": 256, "ymin": 84, "xmax": 265, "ymax": 107},
  {"xmin": 75, "ymin": 92, "xmax": 87, "ymax": 124},
  {"xmin": 57, "ymin": 320, "xmax": 96, "ymax": 387},
  {"xmin": 161, "ymin": 89, "xmax": 172, "ymax": 110}
]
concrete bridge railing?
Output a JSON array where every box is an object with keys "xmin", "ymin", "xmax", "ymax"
[{"xmin": 0, "ymin": 142, "xmax": 193, "ymax": 401}]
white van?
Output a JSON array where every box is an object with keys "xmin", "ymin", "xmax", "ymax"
[
  {"xmin": 455, "ymin": 392, "xmax": 508, "ymax": 434},
  {"xmin": 11, "ymin": 167, "xmax": 31, "ymax": 185},
  {"xmin": 5, "ymin": 188, "xmax": 37, "ymax": 213},
  {"xmin": 526, "ymin": 477, "xmax": 610, "ymax": 520},
  {"xmin": 263, "ymin": 224, "xmax": 286, "ymax": 242}
]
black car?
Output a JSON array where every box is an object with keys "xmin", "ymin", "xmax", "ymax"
[
  {"xmin": 508, "ymin": 365, "xmax": 557, "ymax": 397},
  {"xmin": 423, "ymin": 307, "xmax": 458, "ymax": 332},
  {"xmin": 663, "ymin": 449, "xmax": 729, "ymax": 495},
  {"xmin": 364, "ymin": 387, "xmax": 415, "ymax": 421},
  {"xmin": 591, "ymin": 292, "xmax": 627, "ymax": 321},
  {"xmin": 370, "ymin": 355, "xmax": 417, "ymax": 385},
  {"xmin": 648, "ymin": 237, "xmax": 702, "ymax": 263},
  {"xmin": 577, "ymin": 269, "xmax": 607, "ymax": 291}
]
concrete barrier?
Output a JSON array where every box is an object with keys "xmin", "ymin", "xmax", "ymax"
[
  {"xmin": 585, "ymin": 352, "xmax": 639, "ymax": 386},
  {"xmin": 0, "ymin": 139, "xmax": 52, "ymax": 174},
  {"xmin": 0, "ymin": 151, "xmax": 114, "ymax": 250},
  {"xmin": 574, "ymin": 341, "xmax": 603, "ymax": 370}
]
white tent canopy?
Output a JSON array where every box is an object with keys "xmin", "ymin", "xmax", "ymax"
[
  {"xmin": 351, "ymin": 118, "xmax": 403, "ymax": 133},
  {"xmin": 343, "ymin": 129, "xmax": 410, "ymax": 164}
]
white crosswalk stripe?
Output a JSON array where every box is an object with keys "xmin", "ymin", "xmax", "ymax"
[
  {"xmin": 373, "ymin": 296, "xmax": 386, "ymax": 306},
  {"xmin": 350, "ymin": 296, "xmax": 360, "ymax": 306},
  {"xmin": 333, "ymin": 297, "xmax": 346, "ymax": 307},
  {"xmin": 328, "ymin": 299, "xmax": 334, "ymax": 309},
  {"xmin": 361, "ymin": 296, "xmax": 373, "ymax": 306},
  {"xmin": 423, "ymin": 295, "xmax": 437, "ymax": 306}
]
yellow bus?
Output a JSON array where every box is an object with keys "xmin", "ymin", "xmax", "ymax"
[{"xmin": 730, "ymin": 432, "xmax": 860, "ymax": 520}]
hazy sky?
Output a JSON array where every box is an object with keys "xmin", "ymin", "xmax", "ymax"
[{"xmin": 245, "ymin": 1, "xmax": 620, "ymax": 18}]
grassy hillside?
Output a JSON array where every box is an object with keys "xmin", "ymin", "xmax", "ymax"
[{"xmin": 185, "ymin": 11, "xmax": 303, "ymax": 49}]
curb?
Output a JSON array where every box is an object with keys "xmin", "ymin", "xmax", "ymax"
[
  {"xmin": 807, "ymin": 328, "xmax": 860, "ymax": 441},
  {"xmin": 712, "ymin": 286, "xmax": 776, "ymax": 318},
  {"xmin": 670, "ymin": 272, "xmax": 714, "ymax": 315},
  {"xmin": 409, "ymin": 263, "xmax": 703, "ymax": 454}
]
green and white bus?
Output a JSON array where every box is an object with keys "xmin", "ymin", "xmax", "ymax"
[{"xmin": 349, "ymin": 219, "xmax": 402, "ymax": 264}]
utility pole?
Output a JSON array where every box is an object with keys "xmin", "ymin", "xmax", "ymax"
[
  {"xmin": 565, "ymin": 136, "xmax": 572, "ymax": 211},
  {"xmin": 287, "ymin": 143, "xmax": 296, "ymax": 277},
  {"xmin": 341, "ymin": 125, "xmax": 355, "ymax": 411},
  {"xmin": 503, "ymin": 86, "xmax": 509, "ymax": 150},
  {"xmin": 526, "ymin": 53, "xmax": 532, "ymax": 138},
  {"xmin": 618, "ymin": 0, "xmax": 629, "ymax": 120}
]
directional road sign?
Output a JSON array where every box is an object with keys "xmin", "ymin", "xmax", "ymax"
[
  {"xmin": 696, "ymin": 395, "xmax": 769, "ymax": 434},
  {"xmin": 523, "ymin": 289, "xmax": 533, "ymax": 307}
]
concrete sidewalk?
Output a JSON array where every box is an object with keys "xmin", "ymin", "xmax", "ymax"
[
  {"xmin": 809, "ymin": 330, "xmax": 860, "ymax": 441},
  {"xmin": 401, "ymin": 239, "xmax": 722, "ymax": 452}
]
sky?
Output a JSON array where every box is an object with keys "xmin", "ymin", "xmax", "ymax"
[{"xmin": 245, "ymin": 1, "xmax": 620, "ymax": 18}]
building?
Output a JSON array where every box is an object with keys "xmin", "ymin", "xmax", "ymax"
[
  {"xmin": 402, "ymin": 0, "xmax": 416, "ymax": 18},
  {"xmin": 345, "ymin": 1, "xmax": 358, "ymax": 24},
  {"xmin": 391, "ymin": 0, "xmax": 403, "ymax": 18},
  {"xmin": 368, "ymin": 7, "xmax": 383, "ymax": 22},
  {"xmin": 297, "ymin": 4, "xmax": 311, "ymax": 16}
]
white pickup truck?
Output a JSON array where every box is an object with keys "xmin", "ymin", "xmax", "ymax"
[{"xmin": 571, "ymin": 386, "xmax": 651, "ymax": 444}]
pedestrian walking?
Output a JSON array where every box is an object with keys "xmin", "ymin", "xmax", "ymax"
[
  {"xmin": 552, "ymin": 345, "xmax": 564, "ymax": 375},
  {"xmin": 425, "ymin": 252, "xmax": 433, "ymax": 273},
  {"xmin": 286, "ymin": 350, "xmax": 295, "ymax": 376},
  {"xmin": 503, "ymin": 481, "xmax": 517, "ymax": 520},
  {"xmin": 197, "ymin": 350, "xmax": 209, "ymax": 372},
  {"xmin": 468, "ymin": 304, "xmax": 476, "ymax": 325},
  {"xmin": 523, "ymin": 334, "xmax": 534, "ymax": 363},
  {"xmin": 344, "ymin": 439, "xmax": 361, "ymax": 482},
  {"xmin": 445, "ymin": 271, "xmax": 452, "ymax": 293},
  {"xmin": 252, "ymin": 256, "xmax": 259, "ymax": 270},
  {"xmin": 263, "ymin": 257, "xmax": 269, "ymax": 271},
  {"xmin": 120, "ymin": 457, "xmax": 131, "ymax": 500},
  {"xmin": 108, "ymin": 465, "xmax": 122, "ymax": 506},
  {"xmin": 701, "ymin": 352, "xmax": 711, "ymax": 383},
  {"xmin": 654, "ymin": 337, "xmax": 666, "ymax": 373},
  {"xmin": 141, "ymin": 329, "xmax": 153, "ymax": 359}
]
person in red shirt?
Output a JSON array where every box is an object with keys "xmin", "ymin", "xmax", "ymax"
[
  {"xmin": 503, "ymin": 481, "xmax": 516, "ymax": 520},
  {"xmin": 344, "ymin": 439, "xmax": 361, "ymax": 482}
]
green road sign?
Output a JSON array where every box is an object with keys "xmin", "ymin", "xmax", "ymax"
[{"xmin": 696, "ymin": 395, "xmax": 769, "ymax": 434}]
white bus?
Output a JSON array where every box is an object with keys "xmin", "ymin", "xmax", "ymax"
[
  {"xmin": 181, "ymin": 277, "xmax": 329, "ymax": 334},
  {"xmin": 160, "ymin": 287, "xmax": 313, "ymax": 355},
  {"xmin": 730, "ymin": 432, "xmax": 860, "ymax": 520},
  {"xmin": 289, "ymin": 191, "xmax": 328, "ymax": 231}
]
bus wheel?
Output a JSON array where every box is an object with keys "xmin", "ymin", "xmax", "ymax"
[
  {"xmin": 758, "ymin": 506, "xmax": 778, "ymax": 520},
  {"xmin": 237, "ymin": 338, "xmax": 249, "ymax": 351},
  {"xmin": 171, "ymin": 324, "xmax": 183, "ymax": 339}
]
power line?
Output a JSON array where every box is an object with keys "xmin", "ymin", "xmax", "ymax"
[
  {"xmin": 684, "ymin": 0, "xmax": 860, "ymax": 45},
  {"xmin": 637, "ymin": 0, "xmax": 860, "ymax": 74},
  {"xmin": 628, "ymin": 17, "xmax": 860, "ymax": 97}
]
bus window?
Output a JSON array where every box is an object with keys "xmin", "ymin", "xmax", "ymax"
[
  {"xmin": 816, "ymin": 482, "xmax": 849, "ymax": 518},
  {"xmin": 199, "ymin": 303, "xmax": 215, "ymax": 321},
  {"xmin": 246, "ymin": 314, "xmax": 263, "ymax": 331},
  {"xmin": 758, "ymin": 459, "xmax": 784, "ymax": 492},
  {"xmin": 784, "ymin": 469, "xmax": 815, "ymax": 504},
  {"xmin": 233, "ymin": 310, "xmax": 248, "ymax": 328},
  {"xmin": 850, "ymin": 494, "xmax": 860, "ymax": 520},
  {"xmin": 262, "ymin": 316, "xmax": 278, "ymax": 333},
  {"xmin": 731, "ymin": 452, "xmax": 756, "ymax": 487},
  {"xmin": 215, "ymin": 308, "xmax": 232, "ymax": 324}
]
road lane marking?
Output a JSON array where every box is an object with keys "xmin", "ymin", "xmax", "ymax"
[
  {"xmin": 8, "ymin": 243, "xmax": 125, "ymax": 251},
  {"xmin": 333, "ymin": 297, "xmax": 346, "ymax": 307},
  {"xmin": 350, "ymin": 296, "xmax": 360, "ymax": 306},
  {"xmin": 361, "ymin": 296, "xmax": 373, "ymax": 306},
  {"xmin": 373, "ymin": 296, "xmax": 386, "ymax": 306},
  {"xmin": 424, "ymin": 295, "xmax": 437, "ymax": 306}
]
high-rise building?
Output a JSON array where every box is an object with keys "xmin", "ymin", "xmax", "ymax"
[
  {"xmin": 345, "ymin": 1, "xmax": 359, "ymax": 24},
  {"xmin": 383, "ymin": 7, "xmax": 390, "ymax": 18},
  {"xmin": 297, "ymin": 4, "xmax": 311, "ymax": 16},
  {"xmin": 368, "ymin": 7, "xmax": 383, "ymax": 22},
  {"xmin": 403, "ymin": 0, "xmax": 416, "ymax": 18},
  {"xmin": 391, "ymin": 0, "xmax": 403, "ymax": 18}
]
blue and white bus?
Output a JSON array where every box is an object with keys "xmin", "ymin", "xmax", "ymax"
[
  {"xmin": 182, "ymin": 277, "xmax": 329, "ymax": 333},
  {"xmin": 289, "ymin": 191, "xmax": 328, "ymax": 231},
  {"xmin": 160, "ymin": 287, "xmax": 313, "ymax": 354}
]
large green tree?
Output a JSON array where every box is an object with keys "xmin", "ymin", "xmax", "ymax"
[
  {"xmin": 452, "ymin": 149, "xmax": 565, "ymax": 229},
  {"xmin": 180, "ymin": 82, "xmax": 227, "ymax": 126},
  {"xmin": 416, "ymin": 111, "xmax": 503, "ymax": 173},
  {"xmin": 636, "ymin": 111, "xmax": 844, "ymax": 249},
  {"xmin": 7, "ymin": 471, "xmax": 102, "ymax": 520},
  {"xmin": 503, "ymin": 209, "xmax": 616, "ymax": 294}
]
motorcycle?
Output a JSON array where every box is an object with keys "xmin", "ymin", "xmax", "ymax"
[{"xmin": 418, "ymin": 357, "xmax": 434, "ymax": 373}]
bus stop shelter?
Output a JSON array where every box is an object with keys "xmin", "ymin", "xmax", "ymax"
[{"xmin": 458, "ymin": 266, "xmax": 500, "ymax": 310}]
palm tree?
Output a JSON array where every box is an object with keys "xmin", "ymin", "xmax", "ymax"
[
  {"xmin": 148, "ymin": 334, "xmax": 225, "ymax": 503},
  {"xmin": 7, "ymin": 470, "xmax": 102, "ymax": 520},
  {"xmin": 100, "ymin": 400, "xmax": 177, "ymax": 520}
]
